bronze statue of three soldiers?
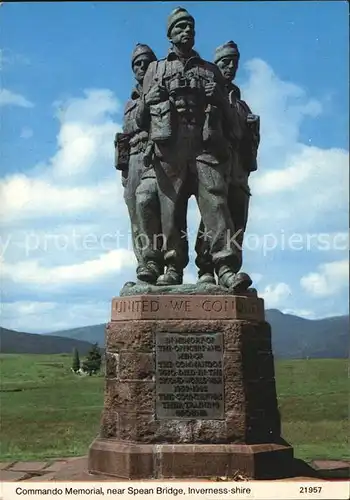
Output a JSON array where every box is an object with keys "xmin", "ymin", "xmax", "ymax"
[{"xmin": 115, "ymin": 7, "xmax": 260, "ymax": 292}]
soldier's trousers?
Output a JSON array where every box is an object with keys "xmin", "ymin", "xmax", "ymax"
[
  {"xmin": 136, "ymin": 124, "xmax": 241, "ymax": 273},
  {"xmin": 124, "ymin": 151, "xmax": 161, "ymax": 269},
  {"xmin": 195, "ymin": 184, "xmax": 250, "ymax": 275},
  {"xmin": 135, "ymin": 167, "xmax": 189, "ymax": 270}
]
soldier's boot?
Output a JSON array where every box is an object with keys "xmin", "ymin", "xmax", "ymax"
[
  {"xmin": 197, "ymin": 263, "xmax": 216, "ymax": 285},
  {"xmin": 197, "ymin": 272, "xmax": 216, "ymax": 285},
  {"xmin": 156, "ymin": 265, "xmax": 183, "ymax": 286},
  {"xmin": 195, "ymin": 254, "xmax": 216, "ymax": 285},
  {"xmin": 217, "ymin": 265, "xmax": 252, "ymax": 292},
  {"xmin": 137, "ymin": 260, "xmax": 162, "ymax": 284}
]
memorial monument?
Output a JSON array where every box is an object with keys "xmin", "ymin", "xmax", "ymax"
[{"xmin": 88, "ymin": 7, "xmax": 294, "ymax": 479}]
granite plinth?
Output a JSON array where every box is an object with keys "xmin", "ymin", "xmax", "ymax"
[
  {"xmin": 88, "ymin": 293, "xmax": 293, "ymax": 479},
  {"xmin": 101, "ymin": 319, "xmax": 280, "ymax": 444},
  {"xmin": 88, "ymin": 440, "xmax": 294, "ymax": 479}
]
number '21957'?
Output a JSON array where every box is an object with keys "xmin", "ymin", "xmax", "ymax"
[{"xmin": 300, "ymin": 487, "xmax": 322, "ymax": 494}]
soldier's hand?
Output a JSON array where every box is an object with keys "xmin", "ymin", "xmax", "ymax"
[
  {"xmin": 204, "ymin": 82, "xmax": 223, "ymax": 103},
  {"xmin": 145, "ymin": 85, "xmax": 167, "ymax": 106}
]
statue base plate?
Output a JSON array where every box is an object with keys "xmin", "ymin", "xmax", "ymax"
[{"xmin": 120, "ymin": 282, "xmax": 258, "ymax": 297}]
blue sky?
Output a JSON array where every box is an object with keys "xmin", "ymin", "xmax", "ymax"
[{"xmin": 1, "ymin": 1, "xmax": 349, "ymax": 332}]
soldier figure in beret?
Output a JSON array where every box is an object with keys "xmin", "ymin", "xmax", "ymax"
[
  {"xmin": 195, "ymin": 40, "xmax": 260, "ymax": 289},
  {"xmin": 114, "ymin": 43, "xmax": 164, "ymax": 280},
  {"xmin": 135, "ymin": 7, "xmax": 243, "ymax": 288}
]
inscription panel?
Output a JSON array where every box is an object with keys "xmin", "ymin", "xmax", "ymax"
[
  {"xmin": 156, "ymin": 332, "xmax": 224, "ymax": 420},
  {"xmin": 111, "ymin": 295, "xmax": 264, "ymax": 321}
]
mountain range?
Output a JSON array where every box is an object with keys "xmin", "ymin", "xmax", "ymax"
[
  {"xmin": 1, "ymin": 310, "xmax": 348, "ymax": 358},
  {"xmin": 0, "ymin": 327, "xmax": 95, "ymax": 355}
]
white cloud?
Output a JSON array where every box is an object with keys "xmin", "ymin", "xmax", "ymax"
[
  {"xmin": 1, "ymin": 301, "xmax": 110, "ymax": 334},
  {"xmin": 1, "ymin": 301, "xmax": 57, "ymax": 318},
  {"xmin": 0, "ymin": 88, "xmax": 34, "ymax": 108},
  {"xmin": 300, "ymin": 259, "xmax": 349, "ymax": 297},
  {"xmin": 248, "ymin": 144, "xmax": 348, "ymax": 233},
  {"xmin": 1, "ymin": 249, "xmax": 136, "ymax": 287},
  {"xmin": 0, "ymin": 88, "xmax": 124, "ymax": 226},
  {"xmin": 254, "ymin": 146, "xmax": 347, "ymax": 197},
  {"xmin": 242, "ymin": 59, "xmax": 349, "ymax": 234},
  {"xmin": 242, "ymin": 59, "xmax": 322, "ymax": 158},
  {"xmin": 281, "ymin": 308, "xmax": 316, "ymax": 319},
  {"xmin": 0, "ymin": 175, "xmax": 118, "ymax": 223},
  {"xmin": 260, "ymin": 282, "xmax": 292, "ymax": 309},
  {"xmin": 51, "ymin": 90, "xmax": 122, "ymax": 180},
  {"xmin": 51, "ymin": 121, "xmax": 118, "ymax": 179},
  {"xmin": 54, "ymin": 89, "xmax": 120, "ymax": 124}
]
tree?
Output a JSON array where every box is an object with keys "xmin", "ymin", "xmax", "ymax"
[
  {"xmin": 82, "ymin": 343, "xmax": 102, "ymax": 376},
  {"xmin": 72, "ymin": 348, "xmax": 80, "ymax": 373}
]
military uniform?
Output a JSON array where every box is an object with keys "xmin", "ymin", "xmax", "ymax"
[
  {"xmin": 229, "ymin": 83, "xmax": 259, "ymax": 253},
  {"xmin": 195, "ymin": 52, "xmax": 260, "ymax": 281},
  {"xmin": 135, "ymin": 47, "xmax": 241, "ymax": 281},
  {"xmin": 115, "ymin": 44, "xmax": 161, "ymax": 275},
  {"xmin": 121, "ymin": 86, "xmax": 153, "ymax": 267}
]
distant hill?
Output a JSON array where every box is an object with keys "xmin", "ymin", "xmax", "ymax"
[
  {"xmin": 46, "ymin": 310, "xmax": 349, "ymax": 360},
  {"xmin": 45, "ymin": 324, "xmax": 106, "ymax": 345},
  {"xmin": 0, "ymin": 327, "xmax": 96, "ymax": 355},
  {"xmin": 265, "ymin": 310, "xmax": 349, "ymax": 359}
]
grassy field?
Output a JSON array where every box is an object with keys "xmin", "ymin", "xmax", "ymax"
[{"xmin": 0, "ymin": 354, "xmax": 348, "ymax": 462}]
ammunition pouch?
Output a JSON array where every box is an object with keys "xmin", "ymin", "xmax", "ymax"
[
  {"xmin": 129, "ymin": 131, "xmax": 149, "ymax": 155},
  {"xmin": 114, "ymin": 132, "xmax": 131, "ymax": 171},
  {"xmin": 149, "ymin": 100, "xmax": 176, "ymax": 143}
]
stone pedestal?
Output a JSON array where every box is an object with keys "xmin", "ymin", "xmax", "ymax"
[{"xmin": 88, "ymin": 293, "xmax": 294, "ymax": 479}]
